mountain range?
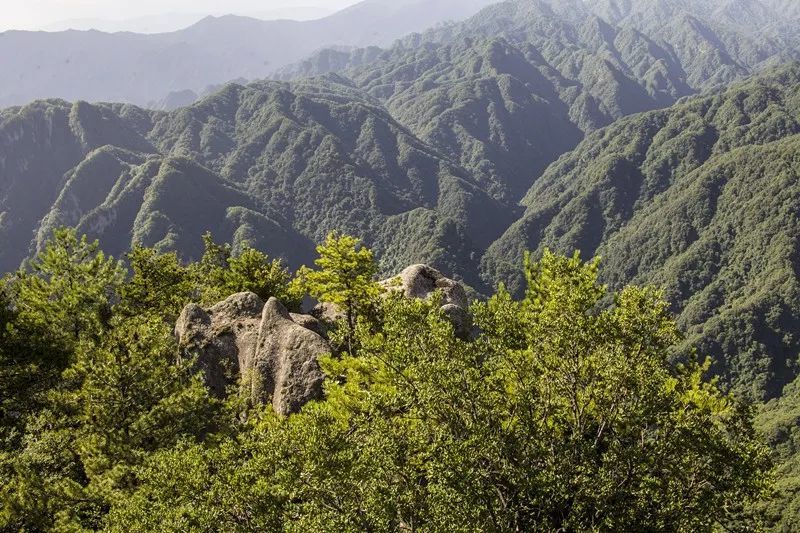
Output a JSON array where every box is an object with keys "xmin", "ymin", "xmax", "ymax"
[
  {"xmin": 2, "ymin": 0, "xmax": 800, "ymax": 398},
  {"xmin": 0, "ymin": 0, "xmax": 496, "ymax": 109},
  {"xmin": 41, "ymin": 7, "xmax": 337, "ymax": 34},
  {"xmin": 282, "ymin": 0, "xmax": 800, "ymax": 85},
  {"xmin": 6, "ymin": 0, "xmax": 800, "ymax": 527},
  {"xmin": 484, "ymin": 64, "xmax": 800, "ymax": 400},
  {"xmin": 0, "ymin": 76, "xmax": 512, "ymax": 292}
]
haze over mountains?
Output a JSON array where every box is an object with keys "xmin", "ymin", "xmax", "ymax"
[
  {"xmin": 0, "ymin": 0, "xmax": 496, "ymax": 108},
  {"xmin": 42, "ymin": 8, "xmax": 338, "ymax": 34},
  {"xmin": 284, "ymin": 0, "xmax": 800, "ymax": 85}
]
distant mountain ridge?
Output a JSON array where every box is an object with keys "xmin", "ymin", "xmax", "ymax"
[
  {"xmin": 4, "ymin": 0, "xmax": 800, "ymax": 282},
  {"xmin": 0, "ymin": 0, "xmax": 497, "ymax": 108},
  {"xmin": 276, "ymin": 0, "xmax": 800, "ymax": 205},
  {"xmin": 282, "ymin": 0, "xmax": 800, "ymax": 87},
  {"xmin": 42, "ymin": 7, "xmax": 336, "ymax": 33},
  {"xmin": 0, "ymin": 76, "xmax": 513, "ymax": 292}
]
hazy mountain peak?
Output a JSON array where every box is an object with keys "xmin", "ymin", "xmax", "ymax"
[{"xmin": 0, "ymin": 0, "xmax": 498, "ymax": 108}]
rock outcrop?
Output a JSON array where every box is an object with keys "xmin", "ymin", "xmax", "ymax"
[
  {"xmin": 175, "ymin": 292, "xmax": 327, "ymax": 415},
  {"xmin": 289, "ymin": 312, "xmax": 328, "ymax": 338},
  {"xmin": 174, "ymin": 266, "xmax": 470, "ymax": 414},
  {"xmin": 309, "ymin": 301, "xmax": 345, "ymax": 325},
  {"xmin": 381, "ymin": 264, "xmax": 472, "ymax": 338}
]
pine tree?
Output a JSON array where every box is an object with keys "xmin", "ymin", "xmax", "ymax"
[
  {"xmin": 299, "ymin": 232, "xmax": 381, "ymax": 353},
  {"xmin": 120, "ymin": 245, "xmax": 194, "ymax": 321}
]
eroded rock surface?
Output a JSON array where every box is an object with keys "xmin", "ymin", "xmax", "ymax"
[
  {"xmin": 175, "ymin": 292, "xmax": 327, "ymax": 415},
  {"xmin": 175, "ymin": 265, "xmax": 471, "ymax": 414},
  {"xmin": 381, "ymin": 264, "xmax": 472, "ymax": 338}
]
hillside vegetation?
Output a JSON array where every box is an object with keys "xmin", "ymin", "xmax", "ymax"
[
  {"xmin": 0, "ymin": 231, "xmax": 771, "ymax": 530},
  {"xmin": 484, "ymin": 64, "xmax": 800, "ymax": 402},
  {"xmin": 7, "ymin": 0, "xmax": 800, "ymax": 286},
  {"xmin": 0, "ymin": 77, "xmax": 512, "ymax": 291}
]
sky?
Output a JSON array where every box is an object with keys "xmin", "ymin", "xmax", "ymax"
[{"xmin": 0, "ymin": 0, "xmax": 363, "ymax": 32}]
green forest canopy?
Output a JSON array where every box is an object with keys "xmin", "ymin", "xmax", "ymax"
[{"xmin": 0, "ymin": 229, "xmax": 774, "ymax": 531}]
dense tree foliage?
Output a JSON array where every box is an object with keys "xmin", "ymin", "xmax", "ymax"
[
  {"xmin": 0, "ymin": 3, "xmax": 798, "ymax": 528},
  {"xmin": 0, "ymin": 230, "xmax": 299, "ymax": 530},
  {"xmin": 0, "ymin": 230, "xmax": 773, "ymax": 530},
  {"xmin": 756, "ymin": 377, "xmax": 800, "ymax": 530},
  {"xmin": 190, "ymin": 233, "xmax": 301, "ymax": 309},
  {"xmin": 466, "ymin": 63, "xmax": 800, "ymax": 531},
  {"xmin": 298, "ymin": 232, "xmax": 382, "ymax": 352}
]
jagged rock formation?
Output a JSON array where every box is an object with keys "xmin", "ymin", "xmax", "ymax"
[
  {"xmin": 382, "ymin": 264, "xmax": 472, "ymax": 338},
  {"xmin": 382, "ymin": 264, "xmax": 468, "ymax": 306},
  {"xmin": 289, "ymin": 312, "xmax": 329, "ymax": 338},
  {"xmin": 174, "ymin": 265, "xmax": 472, "ymax": 412},
  {"xmin": 309, "ymin": 302, "xmax": 346, "ymax": 325},
  {"xmin": 175, "ymin": 292, "xmax": 327, "ymax": 415}
]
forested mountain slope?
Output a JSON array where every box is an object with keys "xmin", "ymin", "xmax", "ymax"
[
  {"xmin": 0, "ymin": 77, "xmax": 512, "ymax": 289},
  {"xmin": 5, "ymin": 1, "xmax": 800, "ymax": 529},
  {"xmin": 484, "ymin": 64, "xmax": 800, "ymax": 400},
  {"xmin": 285, "ymin": 0, "xmax": 800, "ymax": 94},
  {"xmin": 278, "ymin": 0, "xmax": 800, "ymax": 202},
  {"xmin": 0, "ymin": 0, "xmax": 727, "ymax": 278}
]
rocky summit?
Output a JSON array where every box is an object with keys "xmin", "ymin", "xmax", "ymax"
[
  {"xmin": 176, "ymin": 264, "xmax": 472, "ymax": 413},
  {"xmin": 175, "ymin": 292, "xmax": 328, "ymax": 415}
]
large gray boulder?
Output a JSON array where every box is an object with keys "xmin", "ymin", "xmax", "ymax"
[
  {"xmin": 381, "ymin": 264, "xmax": 472, "ymax": 338},
  {"xmin": 175, "ymin": 292, "xmax": 328, "ymax": 415},
  {"xmin": 382, "ymin": 264, "xmax": 468, "ymax": 308}
]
